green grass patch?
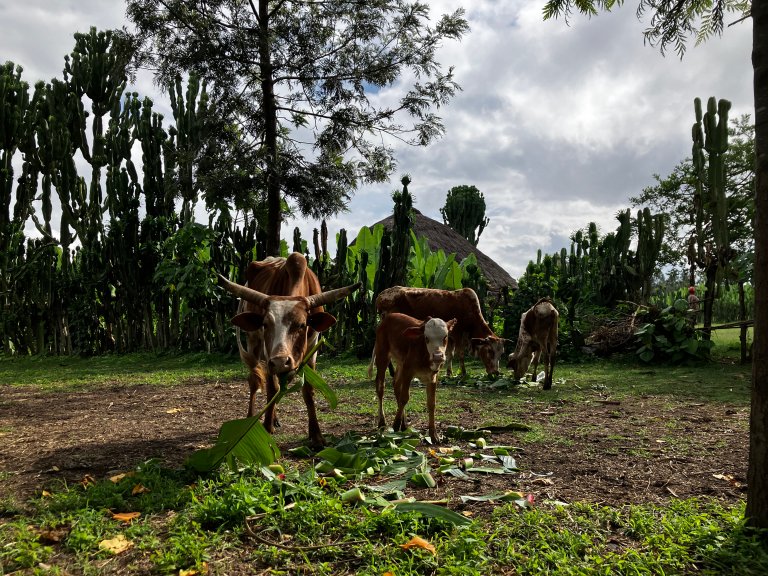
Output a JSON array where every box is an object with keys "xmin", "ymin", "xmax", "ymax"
[
  {"xmin": 0, "ymin": 351, "xmax": 243, "ymax": 390},
  {"xmin": 1, "ymin": 459, "xmax": 765, "ymax": 575}
]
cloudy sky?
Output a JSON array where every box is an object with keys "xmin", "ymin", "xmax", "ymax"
[{"xmin": 1, "ymin": 0, "xmax": 754, "ymax": 280}]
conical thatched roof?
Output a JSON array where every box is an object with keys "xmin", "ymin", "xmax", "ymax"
[{"xmin": 372, "ymin": 209, "xmax": 518, "ymax": 293}]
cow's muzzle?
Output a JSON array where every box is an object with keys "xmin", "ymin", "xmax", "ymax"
[
  {"xmin": 430, "ymin": 351, "xmax": 446, "ymax": 371},
  {"xmin": 268, "ymin": 355, "xmax": 296, "ymax": 375}
]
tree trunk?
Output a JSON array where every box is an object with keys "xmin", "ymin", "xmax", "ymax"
[
  {"xmin": 739, "ymin": 280, "xmax": 748, "ymax": 363},
  {"xmin": 702, "ymin": 265, "xmax": 717, "ymax": 341},
  {"xmin": 258, "ymin": 0, "xmax": 282, "ymax": 257},
  {"xmin": 747, "ymin": 0, "xmax": 768, "ymax": 528}
]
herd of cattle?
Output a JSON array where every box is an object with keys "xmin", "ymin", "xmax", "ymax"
[{"xmin": 218, "ymin": 253, "xmax": 559, "ymax": 447}]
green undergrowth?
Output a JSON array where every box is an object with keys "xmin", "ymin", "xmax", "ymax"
[{"xmin": 1, "ymin": 455, "xmax": 765, "ymax": 575}]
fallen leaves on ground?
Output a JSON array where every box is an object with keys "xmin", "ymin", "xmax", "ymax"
[
  {"xmin": 98, "ymin": 534, "xmax": 134, "ymax": 555},
  {"xmin": 400, "ymin": 535, "xmax": 437, "ymax": 556}
]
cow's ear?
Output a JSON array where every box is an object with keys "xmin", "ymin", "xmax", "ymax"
[
  {"xmin": 402, "ymin": 326, "xmax": 424, "ymax": 340},
  {"xmin": 308, "ymin": 311, "xmax": 337, "ymax": 333},
  {"xmin": 231, "ymin": 312, "xmax": 264, "ymax": 331},
  {"xmin": 446, "ymin": 318, "xmax": 458, "ymax": 332}
]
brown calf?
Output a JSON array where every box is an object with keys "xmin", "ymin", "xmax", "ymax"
[
  {"xmin": 369, "ymin": 313, "xmax": 456, "ymax": 442},
  {"xmin": 507, "ymin": 298, "xmax": 559, "ymax": 389},
  {"xmin": 219, "ymin": 253, "xmax": 359, "ymax": 447}
]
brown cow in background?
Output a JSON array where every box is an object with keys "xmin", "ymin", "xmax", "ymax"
[
  {"xmin": 507, "ymin": 298, "xmax": 559, "ymax": 390},
  {"xmin": 376, "ymin": 286, "xmax": 505, "ymax": 377},
  {"xmin": 219, "ymin": 253, "xmax": 359, "ymax": 447}
]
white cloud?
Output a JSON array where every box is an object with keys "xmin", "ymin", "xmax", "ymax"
[{"xmin": 2, "ymin": 1, "xmax": 754, "ymax": 281}]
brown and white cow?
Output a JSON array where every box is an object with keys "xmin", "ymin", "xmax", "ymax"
[
  {"xmin": 375, "ymin": 286, "xmax": 505, "ymax": 377},
  {"xmin": 369, "ymin": 313, "xmax": 456, "ymax": 442},
  {"xmin": 507, "ymin": 298, "xmax": 559, "ymax": 390},
  {"xmin": 218, "ymin": 253, "xmax": 359, "ymax": 447}
]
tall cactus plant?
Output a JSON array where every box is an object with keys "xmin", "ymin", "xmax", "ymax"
[
  {"xmin": 691, "ymin": 96, "xmax": 731, "ymax": 339},
  {"xmin": 388, "ymin": 175, "xmax": 414, "ymax": 288},
  {"xmin": 440, "ymin": 184, "xmax": 490, "ymax": 246}
]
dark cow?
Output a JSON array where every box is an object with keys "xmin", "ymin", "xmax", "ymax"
[
  {"xmin": 369, "ymin": 313, "xmax": 456, "ymax": 442},
  {"xmin": 375, "ymin": 286, "xmax": 505, "ymax": 377},
  {"xmin": 219, "ymin": 253, "xmax": 359, "ymax": 447},
  {"xmin": 507, "ymin": 298, "xmax": 559, "ymax": 389}
]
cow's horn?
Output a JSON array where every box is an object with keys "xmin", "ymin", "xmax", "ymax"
[
  {"xmin": 217, "ymin": 274, "xmax": 269, "ymax": 305},
  {"xmin": 306, "ymin": 282, "xmax": 361, "ymax": 309}
]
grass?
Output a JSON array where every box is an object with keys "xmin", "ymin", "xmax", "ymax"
[
  {"xmin": 1, "ymin": 461, "xmax": 766, "ymax": 575},
  {"xmin": 0, "ymin": 351, "xmax": 243, "ymax": 390},
  {"xmin": 0, "ymin": 339, "xmax": 762, "ymax": 574}
]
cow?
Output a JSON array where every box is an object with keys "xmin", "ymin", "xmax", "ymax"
[
  {"xmin": 218, "ymin": 253, "xmax": 360, "ymax": 448},
  {"xmin": 375, "ymin": 286, "xmax": 505, "ymax": 377},
  {"xmin": 507, "ymin": 298, "xmax": 559, "ymax": 390},
  {"xmin": 369, "ymin": 313, "xmax": 457, "ymax": 442}
]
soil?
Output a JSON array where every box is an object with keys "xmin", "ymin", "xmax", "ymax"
[{"xmin": 0, "ymin": 375, "xmax": 748, "ymax": 510}]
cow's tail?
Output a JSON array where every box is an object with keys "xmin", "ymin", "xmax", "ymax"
[{"xmin": 368, "ymin": 350, "xmax": 376, "ymax": 379}]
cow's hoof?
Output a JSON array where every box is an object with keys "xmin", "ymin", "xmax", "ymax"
[{"xmin": 308, "ymin": 436, "xmax": 326, "ymax": 450}]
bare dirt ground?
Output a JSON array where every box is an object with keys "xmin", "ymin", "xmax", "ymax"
[{"xmin": 0, "ymin": 376, "xmax": 748, "ymax": 511}]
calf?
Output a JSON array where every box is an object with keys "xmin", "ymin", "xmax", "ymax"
[
  {"xmin": 375, "ymin": 286, "xmax": 505, "ymax": 377},
  {"xmin": 369, "ymin": 313, "xmax": 456, "ymax": 442},
  {"xmin": 507, "ymin": 298, "xmax": 559, "ymax": 389},
  {"xmin": 219, "ymin": 253, "xmax": 359, "ymax": 447}
]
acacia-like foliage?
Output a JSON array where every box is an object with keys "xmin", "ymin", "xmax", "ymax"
[
  {"xmin": 122, "ymin": 0, "xmax": 468, "ymax": 255},
  {"xmin": 542, "ymin": 0, "xmax": 750, "ymax": 58}
]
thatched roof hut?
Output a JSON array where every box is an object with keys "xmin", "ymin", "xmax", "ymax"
[{"xmin": 372, "ymin": 209, "xmax": 517, "ymax": 293}]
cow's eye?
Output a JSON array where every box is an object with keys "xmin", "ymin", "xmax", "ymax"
[{"xmin": 293, "ymin": 322, "xmax": 306, "ymax": 331}]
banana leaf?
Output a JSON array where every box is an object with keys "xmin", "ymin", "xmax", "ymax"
[
  {"xmin": 393, "ymin": 502, "xmax": 471, "ymax": 526},
  {"xmin": 185, "ymin": 416, "xmax": 279, "ymax": 472}
]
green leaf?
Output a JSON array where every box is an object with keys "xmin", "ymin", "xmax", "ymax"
[
  {"xmin": 409, "ymin": 471, "xmax": 436, "ymax": 488},
  {"xmin": 302, "ymin": 364, "xmax": 337, "ymax": 409},
  {"xmin": 185, "ymin": 416, "xmax": 280, "ymax": 473},
  {"xmin": 466, "ymin": 466, "xmax": 510, "ymax": 475},
  {"xmin": 393, "ymin": 502, "xmax": 471, "ymax": 526}
]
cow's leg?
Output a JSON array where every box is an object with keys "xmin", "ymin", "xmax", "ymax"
[
  {"xmin": 302, "ymin": 381, "xmax": 325, "ymax": 448},
  {"xmin": 392, "ymin": 370, "xmax": 412, "ymax": 432},
  {"xmin": 426, "ymin": 375, "xmax": 440, "ymax": 443},
  {"xmin": 262, "ymin": 374, "xmax": 279, "ymax": 433},
  {"xmin": 530, "ymin": 350, "xmax": 541, "ymax": 382},
  {"xmin": 543, "ymin": 340, "xmax": 557, "ymax": 391},
  {"xmin": 459, "ymin": 349, "xmax": 467, "ymax": 378},
  {"xmin": 247, "ymin": 371, "xmax": 260, "ymax": 418},
  {"xmin": 445, "ymin": 337, "xmax": 455, "ymax": 377},
  {"xmin": 375, "ymin": 347, "xmax": 389, "ymax": 429}
]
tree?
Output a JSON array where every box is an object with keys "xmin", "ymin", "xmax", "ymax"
[
  {"xmin": 632, "ymin": 115, "xmax": 755, "ymax": 272},
  {"xmin": 124, "ymin": 0, "xmax": 469, "ymax": 256},
  {"xmin": 543, "ymin": 0, "xmax": 768, "ymax": 529},
  {"xmin": 440, "ymin": 184, "xmax": 490, "ymax": 246}
]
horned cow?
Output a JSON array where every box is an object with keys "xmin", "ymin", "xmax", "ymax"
[
  {"xmin": 369, "ymin": 313, "xmax": 456, "ymax": 442},
  {"xmin": 219, "ymin": 253, "xmax": 359, "ymax": 448},
  {"xmin": 375, "ymin": 286, "xmax": 505, "ymax": 377},
  {"xmin": 507, "ymin": 298, "xmax": 559, "ymax": 389}
]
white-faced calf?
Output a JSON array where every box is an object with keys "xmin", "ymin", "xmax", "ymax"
[{"xmin": 369, "ymin": 313, "xmax": 457, "ymax": 442}]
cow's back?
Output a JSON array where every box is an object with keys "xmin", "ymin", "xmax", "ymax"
[
  {"xmin": 376, "ymin": 287, "xmax": 487, "ymax": 336},
  {"xmin": 245, "ymin": 253, "xmax": 321, "ymax": 301}
]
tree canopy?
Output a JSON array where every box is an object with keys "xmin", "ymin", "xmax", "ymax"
[{"xmin": 122, "ymin": 0, "xmax": 469, "ymax": 255}]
